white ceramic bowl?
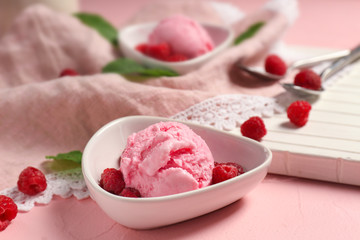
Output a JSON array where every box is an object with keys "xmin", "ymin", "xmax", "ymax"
[
  {"xmin": 118, "ymin": 22, "xmax": 234, "ymax": 74},
  {"xmin": 82, "ymin": 116, "xmax": 272, "ymax": 229}
]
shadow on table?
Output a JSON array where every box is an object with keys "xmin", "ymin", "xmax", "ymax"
[{"xmin": 117, "ymin": 198, "xmax": 248, "ymax": 239}]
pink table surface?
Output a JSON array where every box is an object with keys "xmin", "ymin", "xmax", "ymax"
[{"xmin": 2, "ymin": 0, "xmax": 360, "ymax": 239}]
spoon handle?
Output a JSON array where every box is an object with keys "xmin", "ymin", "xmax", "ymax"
[
  {"xmin": 290, "ymin": 49, "xmax": 350, "ymax": 70},
  {"xmin": 320, "ymin": 45, "xmax": 360, "ymax": 80}
]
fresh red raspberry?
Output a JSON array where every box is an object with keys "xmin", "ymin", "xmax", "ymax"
[
  {"xmin": 135, "ymin": 42, "xmax": 190, "ymax": 62},
  {"xmin": 59, "ymin": 68, "xmax": 78, "ymax": 77},
  {"xmin": 240, "ymin": 116, "xmax": 267, "ymax": 141},
  {"xmin": 99, "ymin": 168, "xmax": 125, "ymax": 195},
  {"xmin": 17, "ymin": 167, "xmax": 47, "ymax": 196},
  {"xmin": 120, "ymin": 187, "xmax": 141, "ymax": 198},
  {"xmin": 166, "ymin": 54, "xmax": 188, "ymax": 62},
  {"xmin": 264, "ymin": 54, "xmax": 287, "ymax": 76},
  {"xmin": 212, "ymin": 163, "xmax": 238, "ymax": 184},
  {"xmin": 216, "ymin": 162, "xmax": 245, "ymax": 175},
  {"xmin": 287, "ymin": 100, "xmax": 312, "ymax": 127},
  {"xmin": 147, "ymin": 42, "xmax": 171, "ymax": 61},
  {"xmin": 135, "ymin": 43, "xmax": 149, "ymax": 54},
  {"xmin": 294, "ymin": 69, "xmax": 321, "ymax": 90},
  {"xmin": 0, "ymin": 220, "xmax": 10, "ymax": 232},
  {"xmin": 0, "ymin": 195, "xmax": 18, "ymax": 231}
]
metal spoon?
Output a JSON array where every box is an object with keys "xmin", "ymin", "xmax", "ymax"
[
  {"xmin": 281, "ymin": 45, "xmax": 360, "ymax": 97},
  {"xmin": 237, "ymin": 49, "xmax": 351, "ymax": 81}
]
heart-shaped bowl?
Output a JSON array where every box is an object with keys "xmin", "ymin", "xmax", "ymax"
[
  {"xmin": 82, "ymin": 116, "xmax": 272, "ymax": 229},
  {"xmin": 118, "ymin": 21, "xmax": 234, "ymax": 75}
]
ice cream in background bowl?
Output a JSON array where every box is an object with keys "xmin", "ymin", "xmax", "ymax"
[
  {"xmin": 119, "ymin": 15, "xmax": 234, "ymax": 74},
  {"xmin": 82, "ymin": 116, "xmax": 272, "ymax": 229},
  {"xmin": 144, "ymin": 15, "xmax": 215, "ymax": 60}
]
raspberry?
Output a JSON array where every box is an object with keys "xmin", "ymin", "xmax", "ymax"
[
  {"xmin": 17, "ymin": 167, "xmax": 47, "ymax": 196},
  {"xmin": 240, "ymin": 116, "xmax": 267, "ymax": 141},
  {"xmin": 166, "ymin": 54, "xmax": 188, "ymax": 62},
  {"xmin": 264, "ymin": 54, "xmax": 287, "ymax": 76},
  {"xmin": 99, "ymin": 168, "xmax": 125, "ymax": 195},
  {"xmin": 120, "ymin": 187, "xmax": 141, "ymax": 198},
  {"xmin": 0, "ymin": 195, "xmax": 18, "ymax": 231},
  {"xmin": 212, "ymin": 163, "xmax": 238, "ymax": 184},
  {"xmin": 135, "ymin": 43, "xmax": 149, "ymax": 54},
  {"xmin": 136, "ymin": 42, "xmax": 190, "ymax": 62},
  {"xmin": 287, "ymin": 100, "xmax": 312, "ymax": 127},
  {"xmin": 147, "ymin": 42, "xmax": 171, "ymax": 61},
  {"xmin": 59, "ymin": 68, "xmax": 78, "ymax": 77},
  {"xmin": 0, "ymin": 220, "xmax": 10, "ymax": 231},
  {"xmin": 294, "ymin": 69, "xmax": 321, "ymax": 90},
  {"xmin": 216, "ymin": 162, "xmax": 245, "ymax": 175}
]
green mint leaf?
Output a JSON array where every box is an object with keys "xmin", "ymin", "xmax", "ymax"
[
  {"xmin": 138, "ymin": 67, "xmax": 179, "ymax": 77},
  {"xmin": 102, "ymin": 58, "xmax": 179, "ymax": 77},
  {"xmin": 46, "ymin": 150, "xmax": 83, "ymax": 164},
  {"xmin": 102, "ymin": 58, "xmax": 146, "ymax": 74},
  {"xmin": 74, "ymin": 12, "xmax": 118, "ymax": 47},
  {"xmin": 234, "ymin": 21, "xmax": 265, "ymax": 45}
]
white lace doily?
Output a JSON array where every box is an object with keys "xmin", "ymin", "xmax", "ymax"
[
  {"xmin": 0, "ymin": 168, "xmax": 88, "ymax": 212},
  {"xmin": 171, "ymin": 94, "xmax": 287, "ymax": 131}
]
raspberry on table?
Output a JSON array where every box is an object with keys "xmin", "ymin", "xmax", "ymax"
[
  {"xmin": 99, "ymin": 168, "xmax": 125, "ymax": 195},
  {"xmin": 287, "ymin": 100, "xmax": 312, "ymax": 127},
  {"xmin": 0, "ymin": 220, "xmax": 10, "ymax": 232},
  {"xmin": 0, "ymin": 195, "xmax": 18, "ymax": 231},
  {"xmin": 59, "ymin": 68, "xmax": 79, "ymax": 77},
  {"xmin": 294, "ymin": 69, "xmax": 322, "ymax": 90},
  {"xmin": 264, "ymin": 54, "xmax": 287, "ymax": 76},
  {"xmin": 120, "ymin": 187, "xmax": 141, "ymax": 198},
  {"xmin": 17, "ymin": 167, "xmax": 47, "ymax": 196},
  {"xmin": 212, "ymin": 163, "xmax": 239, "ymax": 184},
  {"xmin": 240, "ymin": 116, "xmax": 267, "ymax": 141}
]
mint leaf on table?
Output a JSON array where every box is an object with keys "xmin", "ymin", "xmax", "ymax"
[
  {"xmin": 74, "ymin": 12, "xmax": 118, "ymax": 47},
  {"xmin": 102, "ymin": 58, "xmax": 179, "ymax": 78},
  {"xmin": 46, "ymin": 150, "xmax": 83, "ymax": 164},
  {"xmin": 234, "ymin": 21, "xmax": 265, "ymax": 45}
]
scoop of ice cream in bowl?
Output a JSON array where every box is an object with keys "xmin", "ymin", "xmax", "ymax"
[
  {"xmin": 82, "ymin": 116, "xmax": 272, "ymax": 229},
  {"xmin": 120, "ymin": 121, "xmax": 214, "ymax": 197},
  {"xmin": 119, "ymin": 15, "xmax": 234, "ymax": 74}
]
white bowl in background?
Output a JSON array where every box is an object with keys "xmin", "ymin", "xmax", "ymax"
[
  {"xmin": 118, "ymin": 22, "xmax": 234, "ymax": 75},
  {"xmin": 82, "ymin": 116, "xmax": 272, "ymax": 229}
]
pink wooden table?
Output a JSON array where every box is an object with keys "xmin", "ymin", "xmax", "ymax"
[{"xmin": 2, "ymin": 0, "xmax": 360, "ymax": 239}]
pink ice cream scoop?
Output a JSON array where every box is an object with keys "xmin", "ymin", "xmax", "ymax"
[
  {"xmin": 120, "ymin": 122, "xmax": 214, "ymax": 197},
  {"xmin": 148, "ymin": 15, "xmax": 214, "ymax": 58}
]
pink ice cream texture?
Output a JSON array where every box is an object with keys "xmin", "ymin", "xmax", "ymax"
[
  {"xmin": 148, "ymin": 14, "xmax": 215, "ymax": 58},
  {"xmin": 120, "ymin": 122, "xmax": 214, "ymax": 198}
]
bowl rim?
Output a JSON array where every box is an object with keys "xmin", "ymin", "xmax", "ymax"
[
  {"xmin": 82, "ymin": 115, "xmax": 272, "ymax": 203},
  {"xmin": 118, "ymin": 21, "xmax": 234, "ymax": 67}
]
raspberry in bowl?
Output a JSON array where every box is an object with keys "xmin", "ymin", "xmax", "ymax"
[
  {"xmin": 119, "ymin": 15, "xmax": 234, "ymax": 74},
  {"xmin": 82, "ymin": 116, "xmax": 272, "ymax": 229}
]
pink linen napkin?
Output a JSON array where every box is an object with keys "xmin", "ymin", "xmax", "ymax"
[{"xmin": 0, "ymin": 1, "xmax": 291, "ymax": 189}]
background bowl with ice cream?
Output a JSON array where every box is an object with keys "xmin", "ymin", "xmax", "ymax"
[
  {"xmin": 82, "ymin": 116, "xmax": 272, "ymax": 229},
  {"xmin": 119, "ymin": 21, "xmax": 234, "ymax": 75}
]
